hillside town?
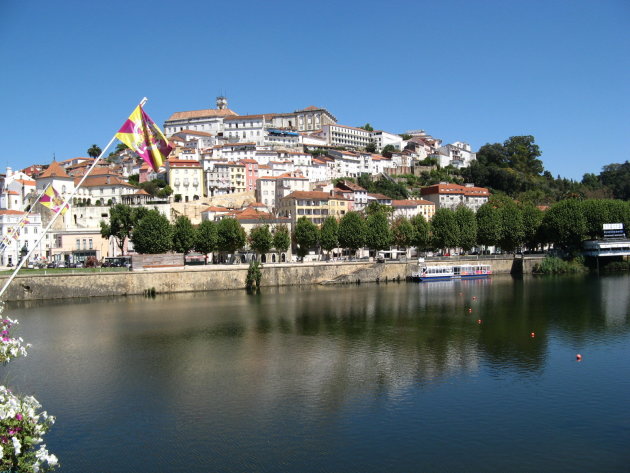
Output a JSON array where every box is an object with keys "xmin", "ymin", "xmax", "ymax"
[{"xmin": 0, "ymin": 96, "xmax": 490, "ymax": 267}]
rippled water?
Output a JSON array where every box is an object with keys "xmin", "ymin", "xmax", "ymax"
[{"xmin": 4, "ymin": 274, "xmax": 630, "ymax": 472}]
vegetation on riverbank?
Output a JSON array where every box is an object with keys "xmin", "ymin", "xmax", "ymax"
[{"xmin": 533, "ymin": 256, "xmax": 588, "ymax": 274}]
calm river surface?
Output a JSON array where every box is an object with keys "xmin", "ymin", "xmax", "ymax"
[{"xmin": 4, "ymin": 274, "xmax": 630, "ymax": 472}]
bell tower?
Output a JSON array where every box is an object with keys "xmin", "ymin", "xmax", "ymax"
[{"xmin": 216, "ymin": 96, "xmax": 228, "ymax": 110}]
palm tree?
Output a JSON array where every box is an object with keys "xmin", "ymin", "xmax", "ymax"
[{"xmin": 87, "ymin": 144, "xmax": 102, "ymax": 158}]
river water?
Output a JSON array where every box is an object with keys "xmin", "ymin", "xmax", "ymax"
[{"xmin": 4, "ymin": 274, "xmax": 630, "ymax": 472}]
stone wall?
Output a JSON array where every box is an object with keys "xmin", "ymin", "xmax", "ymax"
[{"xmin": 0, "ymin": 257, "xmax": 522, "ymax": 302}]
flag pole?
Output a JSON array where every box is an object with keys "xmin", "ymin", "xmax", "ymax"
[
  {"xmin": 0, "ymin": 97, "xmax": 149, "ymax": 299},
  {"xmin": 0, "ymin": 183, "xmax": 52, "ymax": 256}
]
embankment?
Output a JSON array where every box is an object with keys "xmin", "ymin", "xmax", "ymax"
[{"xmin": 0, "ymin": 257, "xmax": 535, "ymax": 302}]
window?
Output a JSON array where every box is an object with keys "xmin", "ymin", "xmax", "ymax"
[
  {"xmin": 89, "ymin": 239, "xmax": 93, "ymax": 250},
  {"xmin": 82, "ymin": 239, "xmax": 87, "ymax": 249},
  {"xmin": 76, "ymin": 239, "xmax": 80, "ymax": 249}
]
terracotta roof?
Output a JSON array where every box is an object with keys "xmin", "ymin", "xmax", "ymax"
[
  {"xmin": 75, "ymin": 175, "xmax": 135, "ymax": 188},
  {"xmin": 4, "ymin": 190, "xmax": 19, "ymax": 195},
  {"xmin": 134, "ymin": 189, "xmax": 150, "ymax": 195},
  {"xmin": 392, "ymin": 199, "xmax": 434, "ymax": 207},
  {"xmin": 14, "ymin": 179, "xmax": 36, "ymax": 186},
  {"xmin": 239, "ymin": 159, "xmax": 258, "ymax": 164},
  {"xmin": 0, "ymin": 210, "xmax": 25, "ymax": 215},
  {"xmin": 177, "ymin": 129, "xmax": 214, "ymax": 137},
  {"xmin": 420, "ymin": 183, "xmax": 490, "ymax": 197},
  {"xmin": 167, "ymin": 109, "xmax": 238, "ymax": 121},
  {"xmin": 167, "ymin": 159, "xmax": 202, "ymax": 168},
  {"xmin": 203, "ymin": 206, "xmax": 230, "ymax": 212},
  {"xmin": 368, "ymin": 193, "xmax": 392, "ymax": 201},
  {"xmin": 38, "ymin": 161, "xmax": 71, "ymax": 179}
]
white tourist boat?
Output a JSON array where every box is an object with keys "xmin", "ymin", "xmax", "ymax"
[{"xmin": 411, "ymin": 263, "xmax": 492, "ymax": 281}]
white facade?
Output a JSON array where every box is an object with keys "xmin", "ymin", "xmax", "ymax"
[
  {"xmin": 437, "ymin": 142, "xmax": 476, "ymax": 169},
  {"xmin": 370, "ymin": 130, "xmax": 403, "ymax": 152},
  {"xmin": 321, "ymin": 124, "xmax": 372, "ymax": 149},
  {"xmin": 0, "ymin": 210, "xmax": 44, "ymax": 266}
]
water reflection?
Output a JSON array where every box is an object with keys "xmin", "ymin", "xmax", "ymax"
[{"xmin": 4, "ymin": 274, "xmax": 630, "ymax": 472}]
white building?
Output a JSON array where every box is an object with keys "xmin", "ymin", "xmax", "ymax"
[
  {"xmin": 436, "ymin": 142, "xmax": 476, "ymax": 169},
  {"xmin": 370, "ymin": 130, "xmax": 403, "ymax": 152},
  {"xmin": 420, "ymin": 182, "xmax": 489, "ymax": 211},
  {"xmin": 320, "ymin": 124, "xmax": 372, "ymax": 149},
  {"xmin": 164, "ymin": 96, "xmax": 238, "ymax": 135},
  {"xmin": 0, "ymin": 210, "xmax": 44, "ymax": 266}
]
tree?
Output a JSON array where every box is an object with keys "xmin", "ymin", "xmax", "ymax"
[
  {"xmin": 131, "ymin": 210, "xmax": 173, "ymax": 254},
  {"xmin": 249, "ymin": 225, "xmax": 273, "ymax": 258},
  {"xmin": 172, "ymin": 215, "xmax": 196, "ymax": 254},
  {"xmin": 476, "ymin": 203, "xmax": 502, "ymax": 249},
  {"xmin": 320, "ymin": 216, "xmax": 339, "ymax": 257},
  {"xmin": 454, "ymin": 206, "xmax": 477, "ymax": 252},
  {"xmin": 195, "ymin": 220, "xmax": 218, "ymax": 259},
  {"xmin": 338, "ymin": 211, "xmax": 367, "ymax": 255},
  {"xmin": 520, "ymin": 203, "xmax": 543, "ymax": 250},
  {"xmin": 431, "ymin": 208, "xmax": 460, "ymax": 251},
  {"xmin": 496, "ymin": 197, "xmax": 525, "ymax": 252},
  {"xmin": 599, "ymin": 161, "xmax": 630, "ymax": 200},
  {"xmin": 503, "ymin": 135, "xmax": 543, "ymax": 175},
  {"xmin": 273, "ymin": 224, "xmax": 291, "ymax": 254},
  {"xmin": 100, "ymin": 204, "xmax": 143, "ymax": 254},
  {"xmin": 391, "ymin": 217, "xmax": 415, "ymax": 250},
  {"xmin": 157, "ymin": 185, "xmax": 173, "ymax": 199},
  {"xmin": 540, "ymin": 199, "xmax": 587, "ymax": 250},
  {"xmin": 365, "ymin": 141, "xmax": 377, "ymax": 153},
  {"xmin": 365, "ymin": 201, "xmax": 393, "ymax": 216},
  {"xmin": 360, "ymin": 123, "xmax": 374, "ymax": 132},
  {"xmin": 216, "ymin": 218, "xmax": 246, "ymax": 255},
  {"xmin": 87, "ymin": 144, "xmax": 102, "ymax": 159},
  {"xmin": 293, "ymin": 217, "xmax": 319, "ymax": 258},
  {"xmin": 366, "ymin": 211, "xmax": 391, "ymax": 252},
  {"xmin": 381, "ymin": 144, "xmax": 398, "ymax": 158},
  {"xmin": 410, "ymin": 214, "xmax": 430, "ymax": 250},
  {"xmin": 128, "ymin": 174, "xmax": 140, "ymax": 186}
]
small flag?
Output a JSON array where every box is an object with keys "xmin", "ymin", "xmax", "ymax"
[
  {"xmin": 40, "ymin": 186, "xmax": 69, "ymax": 215},
  {"xmin": 116, "ymin": 105, "xmax": 172, "ymax": 171}
]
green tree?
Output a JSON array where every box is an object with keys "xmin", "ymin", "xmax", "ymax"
[
  {"xmin": 540, "ymin": 199, "xmax": 587, "ymax": 250},
  {"xmin": 87, "ymin": 144, "xmax": 102, "ymax": 159},
  {"xmin": 409, "ymin": 214, "xmax": 430, "ymax": 250},
  {"xmin": 157, "ymin": 185, "xmax": 173, "ymax": 198},
  {"xmin": 431, "ymin": 208, "xmax": 460, "ymax": 251},
  {"xmin": 195, "ymin": 220, "xmax": 218, "ymax": 259},
  {"xmin": 338, "ymin": 211, "xmax": 367, "ymax": 255},
  {"xmin": 366, "ymin": 211, "xmax": 391, "ymax": 252},
  {"xmin": 172, "ymin": 215, "xmax": 196, "ymax": 254},
  {"xmin": 294, "ymin": 217, "xmax": 319, "ymax": 258},
  {"xmin": 320, "ymin": 216, "xmax": 339, "ymax": 257},
  {"xmin": 361, "ymin": 123, "xmax": 374, "ymax": 132},
  {"xmin": 216, "ymin": 218, "xmax": 247, "ymax": 255},
  {"xmin": 454, "ymin": 206, "xmax": 477, "ymax": 252},
  {"xmin": 520, "ymin": 202, "xmax": 543, "ymax": 250},
  {"xmin": 476, "ymin": 203, "xmax": 502, "ymax": 249},
  {"xmin": 249, "ymin": 224, "xmax": 273, "ymax": 258},
  {"xmin": 381, "ymin": 144, "xmax": 398, "ymax": 158},
  {"xmin": 131, "ymin": 210, "xmax": 173, "ymax": 254},
  {"xmin": 100, "ymin": 204, "xmax": 143, "ymax": 254},
  {"xmin": 273, "ymin": 224, "xmax": 291, "ymax": 254},
  {"xmin": 391, "ymin": 217, "xmax": 415, "ymax": 250},
  {"xmin": 128, "ymin": 174, "xmax": 140, "ymax": 186},
  {"xmin": 496, "ymin": 197, "xmax": 525, "ymax": 252},
  {"xmin": 599, "ymin": 161, "xmax": 630, "ymax": 200},
  {"xmin": 503, "ymin": 135, "xmax": 543, "ymax": 175},
  {"xmin": 365, "ymin": 141, "xmax": 377, "ymax": 153}
]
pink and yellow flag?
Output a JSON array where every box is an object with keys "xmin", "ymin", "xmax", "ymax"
[
  {"xmin": 40, "ymin": 185, "xmax": 69, "ymax": 215},
  {"xmin": 116, "ymin": 105, "xmax": 172, "ymax": 171}
]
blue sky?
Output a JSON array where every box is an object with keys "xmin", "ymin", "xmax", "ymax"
[{"xmin": 0, "ymin": 0, "xmax": 628, "ymax": 180}]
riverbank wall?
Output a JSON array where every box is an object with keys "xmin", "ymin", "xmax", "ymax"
[{"xmin": 0, "ymin": 257, "xmax": 536, "ymax": 302}]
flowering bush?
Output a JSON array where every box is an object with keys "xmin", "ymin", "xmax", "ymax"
[
  {"xmin": 0, "ymin": 302, "xmax": 57, "ymax": 472},
  {"xmin": 0, "ymin": 386, "xmax": 57, "ymax": 472},
  {"xmin": 0, "ymin": 317, "xmax": 31, "ymax": 364}
]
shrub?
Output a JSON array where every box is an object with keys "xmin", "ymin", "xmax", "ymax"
[{"xmin": 533, "ymin": 256, "xmax": 587, "ymax": 274}]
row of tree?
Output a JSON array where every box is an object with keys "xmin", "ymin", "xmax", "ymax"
[{"xmin": 103, "ymin": 197, "xmax": 630, "ymax": 260}]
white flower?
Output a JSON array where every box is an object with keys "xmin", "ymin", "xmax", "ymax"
[{"xmin": 12, "ymin": 436, "xmax": 21, "ymax": 455}]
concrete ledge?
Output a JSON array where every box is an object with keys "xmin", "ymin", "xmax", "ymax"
[{"xmin": 0, "ymin": 257, "xmax": 520, "ymax": 302}]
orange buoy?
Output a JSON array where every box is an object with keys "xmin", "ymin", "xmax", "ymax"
[
  {"xmin": 576, "ymin": 354, "xmax": 582, "ymax": 361},
  {"xmin": 530, "ymin": 332, "xmax": 535, "ymax": 338}
]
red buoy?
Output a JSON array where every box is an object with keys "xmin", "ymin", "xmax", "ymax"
[
  {"xmin": 468, "ymin": 308, "xmax": 473, "ymax": 313},
  {"xmin": 531, "ymin": 332, "xmax": 535, "ymax": 338},
  {"xmin": 477, "ymin": 319, "xmax": 482, "ymax": 324},
  {"xmin": 576, "ymin": 354, "xmax": 582, "ymax": 361}
]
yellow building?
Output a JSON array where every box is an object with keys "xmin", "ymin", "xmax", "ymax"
[
  {"xmin": 166, "ymin": 159, "xmax": 205, "ymax": 202},
  {"xmin": 278, "ymin": 191, "xmax": 351, "ymax": 226}
]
